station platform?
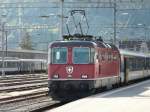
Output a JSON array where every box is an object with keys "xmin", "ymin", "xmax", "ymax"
[{"xmin": 49, "ymin": 80, "xmax": 150, "ymax": 112}]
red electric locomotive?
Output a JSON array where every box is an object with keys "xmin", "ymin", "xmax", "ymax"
[
  {"xmin": 48, "ymin": 10, "xmax": 120, "ymax": 100},
  {"xmin": 48, "ymin": 35, "xmax": 120, "ymax": 100}
]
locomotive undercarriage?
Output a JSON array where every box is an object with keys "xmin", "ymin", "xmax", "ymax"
[
  {"xmin": 48, "ymin": 80, "xmax": 95, "ymax": 101},
  {"xmin": 48, "ymin": 77, "xmax": 120, "ymax": 101}
]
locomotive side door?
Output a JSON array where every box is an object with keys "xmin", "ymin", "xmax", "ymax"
[
  {"xmin": 120, "ymin": 55, "xmax": 129, "ymax": 84},
  {"xmin": 94, "ymin": 48, "xmax": 99, "ymax": 78}
]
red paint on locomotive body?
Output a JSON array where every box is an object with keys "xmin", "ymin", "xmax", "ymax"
[
  {"xmin": 98, "ymin": 49, "xmax": 120, "ymax": 78},
  {"xmin": 48, "ymin": 41, "xmax": 97, "ymax": 80},
  {"xmin": 48, "ymin": 41, "xmax": 120, "ymax": 80},
  {"xmin": 48, "ymin": 64, "xmax": 95, "ymax": 79}
]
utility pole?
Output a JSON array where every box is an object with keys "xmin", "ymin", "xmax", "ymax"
[
  {"xmin": 1, "ymin": 22, "xmax": 5, "ymax": 76},
  {"xmin": 18, "ymin": 3, "xmax": 23, "ymax": 46},
  {"xmin": 113, "ymin": 0, "xmax": 117, "ymax": 45},
  {"xmin": 5, "ymin": 31, "xmax": 8, "ymax": 57},
  {"xmin": 60, "ymin": 0, "xmax": 64, "ymax": 39}
]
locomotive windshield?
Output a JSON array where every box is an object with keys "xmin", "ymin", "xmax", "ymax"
[
  {"xmin": 51, "ymin": 47, "xmax": 67, "ymax": 64},
  {"xmin": 73, "ymin": 47, "xmax": 95, "ymax": 64}
]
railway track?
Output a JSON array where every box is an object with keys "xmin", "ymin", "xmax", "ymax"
[
  {"xmin": 0, "ymin": 77, "xmax": 47, "ymax": 83},
  {"xmin": 0, "ymin": 73, "xmax": 65, "ymax": 112},
  {"xmin": 0, "ymin": 82, "xmax": 48, "ymax": 92},
  {"xmin": 0, "ymin": 98, "xmax": 60, "ymax": 112},
  {"xmin": 0, "ymin": 79, "xmax": 47, "ymax": 86},
  {"xmin": 0, "ymin": 74, "xmax": 47, "ymax": 80},
  {"xmin": 0, "ymin": 87, "xmax": 63, "ymax": 112},
  {"xmin": 0, "ymin": 88, "xmax": 48, "ymax": 105},
  {"xmin": 0, "ymin": 89, "xmax": 61, "ymax": 112},
  {"xmin": 0, "ymin": 74, "xmax": 48, "ymax": 92}
]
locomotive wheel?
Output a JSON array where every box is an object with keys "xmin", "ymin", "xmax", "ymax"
[{"xmin": 90, "ymin": 88, "xmax": 96, "ymax": 94}]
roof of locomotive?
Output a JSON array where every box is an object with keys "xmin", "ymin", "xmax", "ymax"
[
  {"xmin": 50, "ymin": 40, "xmax": 97, "ymax": 47},
  {"xmin": 50, "ymin": 34, "xmax": 119, "ymax": 51},
  {"xmin": 49, "ymin": 40, "xmax": 118, "ymax": 51}
]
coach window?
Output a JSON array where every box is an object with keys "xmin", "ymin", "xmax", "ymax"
[
  {"xmin": 52, "ymin": 47, "xmax": 67, "ymax": 64},
  {"xmin": 132, "ymin": 58, "xmax": 136, "ymax": 71}
]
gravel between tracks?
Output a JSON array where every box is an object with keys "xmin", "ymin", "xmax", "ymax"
[
  {"xmin": 0, "ymin": 96, "xmax": 58, "ymax": 112},
  {"xmin": 0, "ymin": 73, "xmax": 54, "ymax": 112}
]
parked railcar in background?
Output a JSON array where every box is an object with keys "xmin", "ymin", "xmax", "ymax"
[{"xmin": 0, "ymin": 57, "xmax": 47, "ymax": 75}]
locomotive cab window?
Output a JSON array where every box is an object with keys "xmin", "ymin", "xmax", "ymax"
[
  {"xmin": 51, "ymin": 47, "xmax": 67, "ymax": 64},
  {"xmin": 73, "ymin": 47, "xmax": 94, "ymax": 64}
]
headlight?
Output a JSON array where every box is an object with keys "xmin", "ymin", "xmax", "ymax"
[
  {"xmin": 52, "ymin": 74, "xmax": 59, "ymax": 79},
  {"xmin": 81, "ymin": 74, "xmax": 88, "ymax": 79},
  {"xmin": 68, "ymin": 74, "xmax": 72, "ymax": 78}
]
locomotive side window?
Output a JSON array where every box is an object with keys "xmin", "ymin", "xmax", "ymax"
[
  {"xmin": 90, "ymin": 48, "xmax": 95, "ymax": 63},
  {"xmin": 98, "ymin": 51, "xmax": 102, "ymax": 61},
  {"xmin": 73, "ymin": 47, "xmax": 90, "ymax": 64},
  {"xmin": 108, "ymin": 52, "xmax": 111, "ymax": 61},
  {"xmin": 51, "ymin": 47, "xmax": 67, "ymax": 64},
  {"xmin": 111, "ymin": 54, "xmax": 114, "ymax": 61},
  {"xmin": 113, "ymin": 54, "xmax": 117, "ymax": 60},
  {"xmin": 105, "ymin": 53, "xmax": 108, "ymax": 61},
  {"xmin": 101, "ymin": 53, "xmax": 105, "ymax": 61}
]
